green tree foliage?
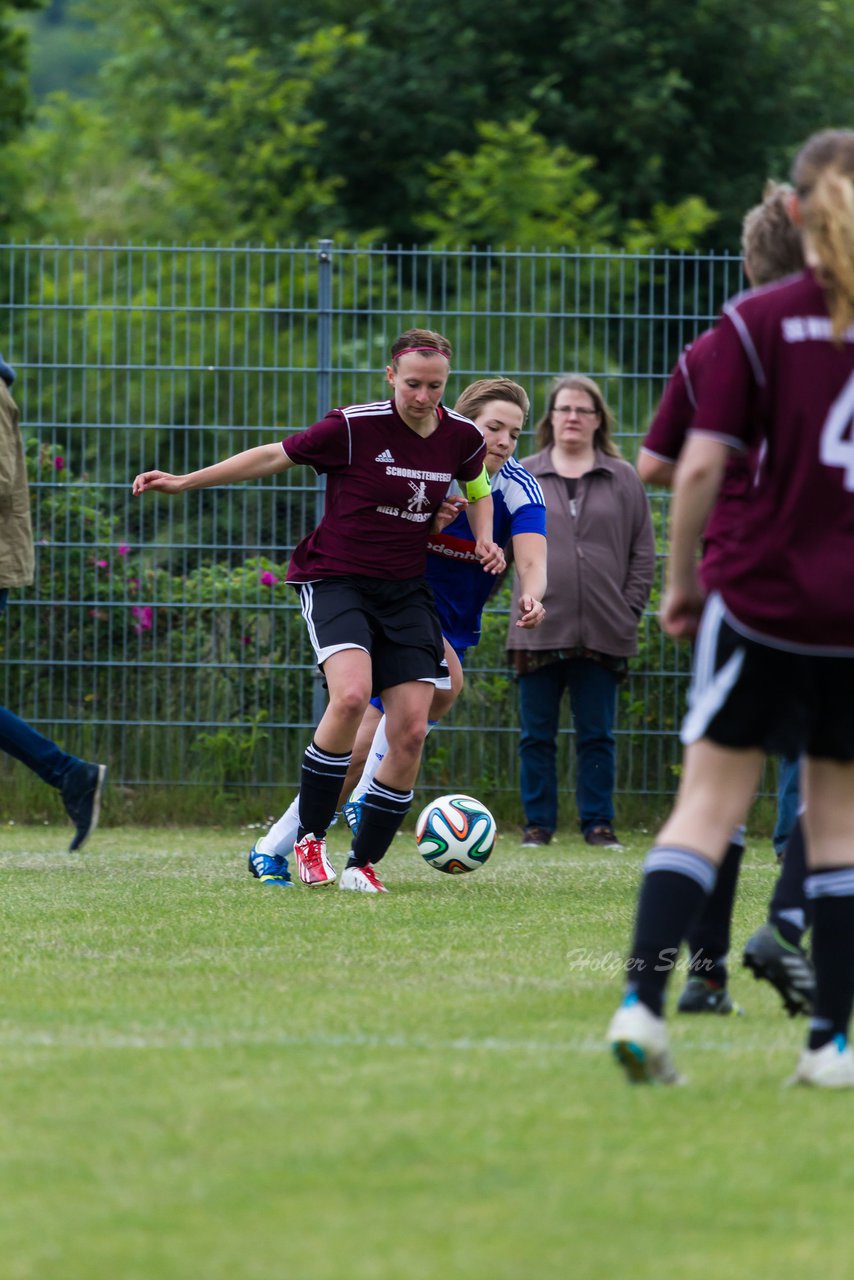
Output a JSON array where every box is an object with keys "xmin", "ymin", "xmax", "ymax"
[
  {"xmin": 292, "ymin": 0, "xmax": 854, "ymax": 245},
  {"xmin": 417, "ymin": 114, "xmax": 716, "ymax": 250},
  {"xmin": 0, "ymin": 0, "xmax": 42, "ymax": 144},
  {"xmin": 0, "ymin": 0, "xmax": 47, "ymax": 227},
  {"xmin": 16, "ymin": 0, "xmax": 854, "ymax": 248}
]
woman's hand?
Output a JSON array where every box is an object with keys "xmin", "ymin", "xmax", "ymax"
[
  {"xmin": 430, "ymin": 495, "xmax": 468, "ymax": 534},
  {"xmin": 515, "ymin": 595, "xmax": 546, "ymax": 628},
  {"xmin": 132, "ymin": 470, "xmax": 185, "ymax": 496},
  {"xmin": 474, "ymin": 539, "xmax": 506, "ymax": 575}
]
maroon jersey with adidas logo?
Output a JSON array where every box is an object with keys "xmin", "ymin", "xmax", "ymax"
[
  {"xmin": 691, "ymin": 269, "xmax": 854, "ymax": 653},
  {"xmin": 282, "ymin": 398, "xmax": 486, "ymax": 582}
]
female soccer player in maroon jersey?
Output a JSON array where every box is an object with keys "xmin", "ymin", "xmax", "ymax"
[
  {"xmin": 133, "ymin": 328, "xmax": 503, "ymax": 894},
  {"xmin": 636, "ymin": 183, "xmax": 809, "ymax": 1019},
  {"xmin": 609, "ymin": 129, "xmax": 854, "ymax": 1087}
]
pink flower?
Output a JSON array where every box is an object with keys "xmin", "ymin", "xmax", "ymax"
[
  {"xmin": 131, "ymin": 605, "xmax": 153, "ymax": 634},
  {"xmin": 54, "ymin": 456, "xmax": 65, "ymax": 472},
  {"xmin": 241, "ymin": 635, "xmax": 252, "ymax": 645},
  {"xmin": 118, "ymin": 544, "xmax": 130, "ymax": 557},
  {"xmin": 96, "ymin": 559, "xmax": 109, "ymax": 571},
  {"xmin": 260, "ymin": 571, "xmax": 279, "ymax": 586}
]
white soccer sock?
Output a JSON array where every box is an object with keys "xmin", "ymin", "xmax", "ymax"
[
  {"xmin": 256, "ymin": 794, "xmax": 300, "ymax": 858},
  {"xmin": 349, "ymin": 715, "xmax": 390, "ymax": 804},
  {"xmin": 349, "ymin": 715, "xmax": 437, "ymax": 804}
]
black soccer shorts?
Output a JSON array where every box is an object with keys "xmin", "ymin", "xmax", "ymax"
[
  {"xmin": 296, "ymin": 575, "xmax": 447, "ymax": 695},
  {"xmin": 682, "ymin": 592, "xmax": 854, "ymax": 761}
]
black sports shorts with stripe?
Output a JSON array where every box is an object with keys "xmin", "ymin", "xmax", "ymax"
[
  {"xmin": 682, "ymin": 592, "xmax": 854, "ymax": 762},
  {"xmin": 296, "ymin": 575, "xmax": 448, "ymax": 696}
]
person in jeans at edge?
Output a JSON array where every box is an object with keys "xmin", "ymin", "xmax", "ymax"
[
  {"xmin": 506, "ymin": 374, "xmax": 655, "ymax": 851},
  {"xmin": 0, "ymin": 353, "xmax": 106, "ymax": 849}
]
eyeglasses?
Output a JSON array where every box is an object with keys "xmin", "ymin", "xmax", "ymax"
[{"xmin": 553, "ymin": 404, "xmax": 599, "ymax": 417}]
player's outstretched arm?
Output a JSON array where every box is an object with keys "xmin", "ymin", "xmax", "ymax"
[
  {"xmin": 512, "ymin": 531, "xmax": 547, "ymax": 628},
  {"xmin": 132, "ymin": 442, "xmax": 293, "ymax": 496}
]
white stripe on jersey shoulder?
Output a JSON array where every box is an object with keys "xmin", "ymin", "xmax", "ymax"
[
  {"xmin": 339, "ymin": 400, "xmax": 393, "ymax": 468},
  {"xmin": 445, "ymin": 407, "xmax": 479, "ymax": 429},
  {"xmin": 722, "ymin": 301, "xmax": 766, "ymax": 387},
  {"xmin": 725, "ymin": 271, "xmax": 805, "ymax": 310},
  {"xmin": 494, "ymin": 457, "xmax": 546, "ymax": 509},
  {"xmin": 722, "ymin": 271, "xmax": 806, "ymax": 389},
  {"xmin": 341, "ymin": 400, "xmax": 393, "ymax": 418},
  {"xmin": 677, "ymin": 349, "xmax": 697, "ymax": 408}
]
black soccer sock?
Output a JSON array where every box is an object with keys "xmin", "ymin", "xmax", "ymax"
[
  {"xmin": 626, "ymin": 846, "xmax": 717, "ymax": 1017},
  {"xmin": 296, "ymin": 740, "xmax": 352, "ymax": 840},
  {"xmin": 350, "ymin": 780, "xmax": 413, "ymax": 867},
  {"xmin": 805, "ymin": 868, "xmax": 854, "ymax": 1051},
  {"xmin": 685, "ymin": 836, "xmax": 744, "ymax": 985},
  {"xmin": 769, "ymin": 815, "xmax": 810, "ymax": 948}
]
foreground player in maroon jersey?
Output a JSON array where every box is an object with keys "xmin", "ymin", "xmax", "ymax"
[
  {"xmin": 637, "ymin": 183, "xmax": 807, "ymax": 1017},
  {"xmin": 609, "ymin": 128, "xmax": 854, "ymax": 1087},
  {"xmin": 133, "ymin": 328, "xmax": 503, "ymax": 894}
]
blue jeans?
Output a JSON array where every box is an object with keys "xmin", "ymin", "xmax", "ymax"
[
  {"xmin": 0, "ymin": 589, "xmax": 78, "ymax": 788},
  {"xmin": 518, "ymin": 657, "xmax": 618, "ymax": 834},
  {"xmin": 773, "ymin": 755, "xmax": 801, "ymax": 856}
]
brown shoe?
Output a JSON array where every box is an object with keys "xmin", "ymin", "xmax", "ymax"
[
  {"xmin": 521, "ymin": 825, "xmax": 552, "ymax": 848},
  {"xmin": 584, "ymin": 825, "xmax": 624, "ymax": 850}
]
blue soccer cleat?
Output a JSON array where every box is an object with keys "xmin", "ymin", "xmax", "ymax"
[
  {"xmin": 248, "ymin": 844, "xmax": 293, "ymax": 887},
  {"xmin": 342, "ymin": 796, "xmax": 364, "ymax": 837}
]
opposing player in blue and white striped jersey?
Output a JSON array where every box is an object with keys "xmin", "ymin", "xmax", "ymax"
[
  {"xmin": 256, "ymin": 378, "xmax": 547, "ymax": 872},
  {"xmin": 426, "ymin": 378, "xmax": 548, "ymax": 657}
]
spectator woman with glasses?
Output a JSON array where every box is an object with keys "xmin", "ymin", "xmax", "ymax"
[{"xmin": 507, "ymin": 375, "xmax": 655, "ymax": 850}]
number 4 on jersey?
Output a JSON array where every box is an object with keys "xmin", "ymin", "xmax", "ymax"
[{"xmin": 821, "ymin": 370, "xmax": 854, "ymax": 491}]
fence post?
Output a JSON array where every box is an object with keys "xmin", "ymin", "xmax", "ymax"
[{"xmin": 312, "ymin": 239, "xmax": 334, "ymax": 727}]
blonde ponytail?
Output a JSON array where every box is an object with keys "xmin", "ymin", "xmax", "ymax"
[{"xmin": 792, "ymin": 129, "xmax": 854, "ymax": 340}]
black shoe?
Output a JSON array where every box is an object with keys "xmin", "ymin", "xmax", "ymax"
[
  {"xmin": 742, "ymin": 923, "xmax": 815, "ymax": 1017},
  {"xmin": 584, "ymin": 825, "xmax": 624, "ymax": 850},
  {"xmin": 521, "ymin": 825, "xmax": 552, "ymax": 848},
  {"xmin": 60, "ymin": 761, "xmax": 107, "ymax": 851},
  {"xmin": 676, "ymin": 976, "xmax": 739, "ymax": 1015}
]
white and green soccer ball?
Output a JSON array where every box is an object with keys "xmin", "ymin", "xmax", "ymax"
[{"xmin": 415, "ymin": 793, "xmax": 497, "ymax": 874}]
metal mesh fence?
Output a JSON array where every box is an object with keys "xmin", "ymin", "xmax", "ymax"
[{"xmin": 0, "ymin": 241, "xmax": 748, "ymax": 801}]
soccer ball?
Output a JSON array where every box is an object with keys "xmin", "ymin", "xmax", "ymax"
[{"xmin": 415, "ymin": 793, "xmax": 497, "ymax": 874}]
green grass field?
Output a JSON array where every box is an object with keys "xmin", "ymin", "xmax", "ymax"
[{"xmin": 0, "ymin": 821, "xmax": 850, "ymax": 1280}]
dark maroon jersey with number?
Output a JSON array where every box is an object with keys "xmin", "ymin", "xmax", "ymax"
[
  {"xmin": 690, "ymin": 269, "xmax": 854, "ymax": 653},
  {"xmin": 643, "ymin": 326, "xmax": 758, "ymax": 593},
  {"xmin": 282, "ymin": 398, "xmax": 486, "ymax": 582}
]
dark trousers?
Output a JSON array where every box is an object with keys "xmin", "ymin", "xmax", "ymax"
[
  {"xmin": 518, "ymin": 657, "xmax": 618, "ymax": 835},
  {"xmin": 0, "ymin": 589, "xmax": 78, "ymax": 787}
]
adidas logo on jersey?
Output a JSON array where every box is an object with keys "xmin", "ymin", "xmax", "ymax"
[{"xmin": 375, "ymin": 449, "xmax": 395, "ymax": 463}]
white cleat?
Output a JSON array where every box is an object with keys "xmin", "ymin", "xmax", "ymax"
[
  {"xmin": 339, "ymin": 863, "xmax": 388, "ymax": 894},
  {"xmin": 787, "ymin": 1036, "xmax": 854, "ymax": 1088},
  {"xmin": 607, "ymin": 996, "xmax": 685, "ymax": 1085}
]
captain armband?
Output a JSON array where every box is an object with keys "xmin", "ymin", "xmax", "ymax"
[{"xmin": 463, "ymin": 466, "xmax": 491, "ymax": 503}]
